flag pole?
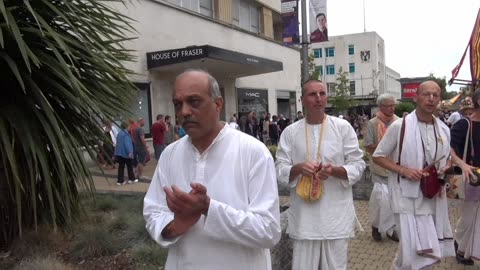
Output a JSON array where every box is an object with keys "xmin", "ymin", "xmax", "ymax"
[{"xmin": 301, "ymin": 0, "xmax": 309, "ymax": 84}]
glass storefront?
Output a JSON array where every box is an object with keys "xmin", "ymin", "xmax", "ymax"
[
  {"xmin": 131, "ymin": 82, "xmax": 152, "ymax": 136},
  {"xmin": 236, "ymin": 88, "xmax": 269, "ymax": 119}
]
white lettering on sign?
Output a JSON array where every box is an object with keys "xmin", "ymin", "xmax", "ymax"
[
  {"xmin": 151, "ymin": 48, "xmax": 204, "ymax": 61},
  {"xmin": 151, "ymin": 52, "xmax": 171, "ymax": 60},
  {"xmin": 245, "ymin": 92, "xmax": 260, "ymax": 98},
  {"xmin": 246, "ymin": 58, "xmax": 259, "ymax": 63},
  {"xmin": 404, "ymin": 88, "xmax": 417, "ymax": 93},
  {"xmin": 181, "ymin": 48, "xmax": 203, "ymax": 57}
]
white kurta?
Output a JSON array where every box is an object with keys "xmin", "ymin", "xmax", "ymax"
[
  {"xmin": 365, "ymin": 117, "xmax": 396, "ymax": 234},
  {"xmin": 373, "ymin": 114, "xmax": 455, "ymax": 269},
  {"xmin": 143, "ymin": 124, "xmax": 281, "ymax": 270},
  {"xmin": 276, "ymin": 116, "xmax": 366, "ymax": 239}
]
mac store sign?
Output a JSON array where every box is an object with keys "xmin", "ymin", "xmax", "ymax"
[{"xmin": 237, "ymin": 88, "xmax": 269, "ymax": 117}]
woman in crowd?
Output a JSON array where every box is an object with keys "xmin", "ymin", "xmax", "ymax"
[{"xmin": 450, "ymin": 91, "xmax": 480, "ymax": 265}]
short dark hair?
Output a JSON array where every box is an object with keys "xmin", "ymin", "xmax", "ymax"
[
  {"xmin": 316, "ymin": 13, "xmax": 326, "ymax": 19},
  {"xmin": 120, "ymin": 121, "xmax": 128, "ymax": 129},
  {"xmin": 156, "ymin": 114, "xmax": 164, "ymax": 120},
  {"xmin": 165, "ymin": 115, "xmax": 171, "ymax": 121},
  {"xmin": 473, "ymin": 88, "xmax": 480, "ymax": 109},
  {"xmin": 301, "ymin": 79, "xmax": 324, "ymax": 95}
]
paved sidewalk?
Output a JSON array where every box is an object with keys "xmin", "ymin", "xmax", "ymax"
[
  {"xmin": 350, "ymin": 200, "xmax": 479, "ymax": 270},
  {"xmin": 89, "ymin": 160, "xmax": 157, "ymax": 194},
  {"xmin": 89, "ymin": 163, "xmax": 479, "ymax": 269}
]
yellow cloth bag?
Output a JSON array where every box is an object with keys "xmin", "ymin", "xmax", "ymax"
[{"xmin": 296, "ymin": 116, "xmax": 326, "ymax": 202}]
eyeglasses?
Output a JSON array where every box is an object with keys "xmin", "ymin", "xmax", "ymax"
[{"xmin": 381, "ymin": 104, "xmax": 395, "ymax": 108}]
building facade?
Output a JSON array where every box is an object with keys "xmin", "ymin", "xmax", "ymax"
[
  {"xmin": 385, "ymin": 66, "xmax": 401, "ymax": 100},
  {"xmin": 114, "ymin": 0, "xmax": 301, "ymax": 134},
  {"xmin": 309, "ymin": 32, "xmax": 401, "ymax": 113}
]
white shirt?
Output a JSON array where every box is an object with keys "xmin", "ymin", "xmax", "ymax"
[
  {"xmin": 228, "ymin": 121, "xmax": 240, "ymax": 130},
  {"xmin": 372, "ymin": 116, "xmax": 451, "ymax": 215},
  {"xmin": 110, "ymin": 125, "xmax": 119, "ymax": 146},
  {"xmin": 275, "ymin": 116, "xmax": 366, "ymax": 240},
  {"xmin": 447, "ymin": 111, "xmax": 461, "ymax": 126},
  {"xmin": 143, "ymin": 124, "xmax": 281, "ymax": 270}
]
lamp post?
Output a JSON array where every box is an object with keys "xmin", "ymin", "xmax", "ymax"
[{"xmin": 301, "ymin": 0, "xmax": 309, "ymax": 84}]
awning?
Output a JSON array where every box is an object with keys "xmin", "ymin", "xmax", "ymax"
[{"xmin": 146, "ymin": 45, "xmax": 283, "ymax": 78}]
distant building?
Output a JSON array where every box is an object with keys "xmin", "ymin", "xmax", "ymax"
[
  {"xmin": 113, "ymin": 0, "xmax": 301, "ymax": 135},
  {"xmin": 309, "ymin": 31, "xmax": 401, "ymax": 115},
  {"xmin": 398, "ymin": 76, "xmax": 431, "ymax": 102}
]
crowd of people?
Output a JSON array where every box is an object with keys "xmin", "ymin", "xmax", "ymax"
[
  {"xmin": 98, "ymin": 68, "xmax": 479, "ymax": 270},
  {"xmin": 228, "ymin": 111, "xmax": 303, "ymax": 146}
]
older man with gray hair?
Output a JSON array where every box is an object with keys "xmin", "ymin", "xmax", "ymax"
[
  {"xmin": 143, "ymin": 69, "xmax": 280, "ymax": 270},
  {"xmin": 365, "ymin": 93, "xmax": 399, "ymax": 242}
]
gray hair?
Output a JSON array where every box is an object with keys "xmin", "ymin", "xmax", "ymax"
[
  {"xmin": 376, "ymin": 93, "xmax": 395, "ymax": 106},
  {"xmin": 176, "ymin": 69, "xmax": 221, "ymax": 99}
]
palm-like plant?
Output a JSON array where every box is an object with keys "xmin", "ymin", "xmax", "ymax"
[{"xmin": 0, "ymin": 0, "xmax": 137, "ymax": 249}]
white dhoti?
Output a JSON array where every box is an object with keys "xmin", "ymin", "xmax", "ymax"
[
  {"xmin": 369, "ymin": 178, "xmax": 396, "ymax": 234},
  {"xmin": 292, "ymin": 239, "xmax": 348, "ymax": 270},
  {"xmin": 455, "ymin": 200, "xmax": 480, "ymax": 260},
  {"xmin": 392, "ymin": 210, "xmax": 455, "ymax": 270}
]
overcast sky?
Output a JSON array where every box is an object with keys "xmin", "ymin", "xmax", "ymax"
[{"xmin": 326, "ymin": 0, "xmax": 479, "ymax": 92}]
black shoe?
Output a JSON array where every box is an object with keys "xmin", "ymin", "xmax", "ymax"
[
  {"xmin": 372, "ymin": 226, "xmax": 382, "ymax": 241},
  {"xmin": 387, "ymin": 231, "xmax": 399, "ymax": 242},
  {"xmin": 456, "ymin": 254, "xmax": 474, "ymax": 265}
]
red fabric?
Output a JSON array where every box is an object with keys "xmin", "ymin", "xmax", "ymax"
[
  {"xmin": 129, "ymin": 123, "xmax": 139, "ymax": 140},
  {"xmin": 151, "ymin": 121, "xmax": 167, "ymax": 145}
]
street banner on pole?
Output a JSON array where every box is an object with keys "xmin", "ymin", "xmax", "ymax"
[
  {"xmin": 282, "ymin": 0, "xmax": 299, "ymax": 46},
  {"xmin": 309, "ymin": 0, "xmax": 327, "ymax": 43}
]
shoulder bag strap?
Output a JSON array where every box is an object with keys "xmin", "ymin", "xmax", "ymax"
[
  {"xmin": 462, "ymin": 119, "xmax": 471, "ymax": 162},
  {"xmin": 397, "ymin": 117, "xmax": 406, "ymax": 183}
]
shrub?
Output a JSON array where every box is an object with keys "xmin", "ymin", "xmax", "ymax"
[
  {"xmin": 132, "ymin": 243, "xmax": 168, "ymax": 267},
  {"xmin": 124, "ymin": 215, "xmax": 150, "ymax": 246},
  {"xmin": 14, "ymin": 256, "xmax": 77, "ymax": 270},
  {"xmin": 95, "ymin": 195, "xmax": 118, "ymax": 212},
  {"xmin": 109, "ymin": 213, "xmax": 129, "ymax": 232},
  {"xmin": 10, "ymin": 227, "xmax": 65, "ymax": 259},
  {"xmin": 71, "ymin": 225, "xmax": 121, "ymax": 259}
]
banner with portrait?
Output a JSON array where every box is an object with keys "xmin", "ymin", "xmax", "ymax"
[
  {"xmin": 309, "ymin": 0, "xmax": 327, "ymax": 43},
  {"xmin": 281, "ymin": 0, "xmax": 299, "ymax": 45}
]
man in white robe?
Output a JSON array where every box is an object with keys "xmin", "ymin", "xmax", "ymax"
[
  {"xmin": 276, "ymin": 80, "xmax": 366, "ymax": 270},
  {"xmin": 143, "ymin": 70, "xmax": 281, "ymax": 270},
  {"xmin": 372, "ymin": 81, "xmax": 456, "ymax": 269},
  {"xmin": 365, "ymin": 94, "xmax": 399, "ymax": 242}
]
